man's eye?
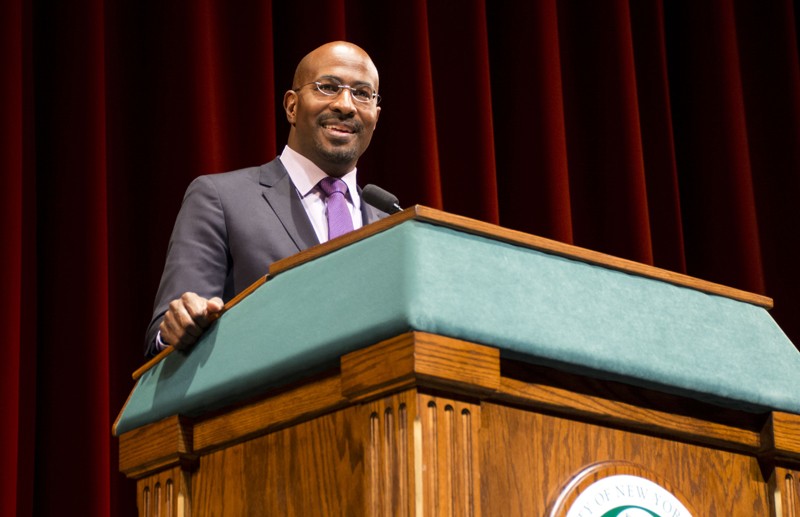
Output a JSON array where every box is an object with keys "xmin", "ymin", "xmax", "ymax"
[
  {"xmin": 317, "ymin": 83, "xmax": 340, "ymax": 94},
  {"xmin": 352, "ymin": 89, "xmax": 372, "ymax": 100}
]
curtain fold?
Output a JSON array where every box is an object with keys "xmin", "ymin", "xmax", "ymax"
[
  {"xmin": 558, "ymin": 0, "xmax": 655, "ymax": 264},
  {"xmin": 630, "ymin": 0, "xmax": 687, "ymax": 273},
  {"xmin": 666, "ymin": 0, "xmax": 766, "ymax": 295},
  {"xmin": 361, "ymin": 0, "xmax": 444, "ymax": 209},
  {"xmin": 4, "ymin": 0, "xmax": 800, "ymax": 514},
  {"xmin": 31, "ymin": 1, "xmax": 112, "ymax": 514},
  {"xmin": 3, "ymin": 2, "xmax": 37, "ymax": 516},
  {"xmin": 1, "ymin": 2, "xmax": 26, "ymax": 516},
  {"xmin": 733, "ymin": 0, "xmax": 800, "ymax": 347},
  {"xmin": 428, "ymin": 1, "xmax": 500, "ymax": 223},
  {"xmin": 489, "ymin": 0, "xmax": 575, "ymax": 243}
]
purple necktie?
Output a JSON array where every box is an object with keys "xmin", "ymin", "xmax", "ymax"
[{"xmin": 319, "ymin": 177, "xmax": 355, "ymax": 240}]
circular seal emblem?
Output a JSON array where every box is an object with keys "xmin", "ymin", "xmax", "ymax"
[
  {"xmin": 565, "ymin": 474, "xmax": 692, "ymax": 517},
  {"xmin": 548, "ymin": 462, "xmax": 696, "ymax": 517}
]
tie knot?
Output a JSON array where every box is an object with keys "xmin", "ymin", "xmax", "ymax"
[{"xmin": 319, "ymin": 177, "xmax": 348, "ymax": 198}]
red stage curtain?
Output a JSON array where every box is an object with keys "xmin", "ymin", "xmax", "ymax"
[{"xmin": 2, "ymin": 0, "xmax": 799, "ymax": 514}]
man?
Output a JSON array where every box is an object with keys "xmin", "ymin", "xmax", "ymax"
[{"xmin": 145, "ymin": 41, "xmax": 386, "ymax": 357}]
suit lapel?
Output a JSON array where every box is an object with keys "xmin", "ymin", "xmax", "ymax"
[{"xmin": 259, "ymin": 159, "xmax": 320, "ymax": 251}]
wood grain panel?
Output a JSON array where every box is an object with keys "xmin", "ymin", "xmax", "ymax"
[
  {"xmin": 479, "ymin": 402, "xmax": 771, "ymax": 516},
  {"xmin": 191, "ymin": 406, "xmax": 366, "ymax": 516},
  {"xmin": 341, "ymin": 332, "xmax": 500, "ymax": 402},
  {"xmin": 119, "ymin": 416, "xmax": 195, "ymax": 478},
  {"xmin": 496, "ymin": 360, "xmax": 764, "ymax": 452},
  {"xmin": 413, "ymin": 334, "xmax": 499, "ymax": 395},
  {"xmin": 193, "ymin": 372, "xmax": 347, "ymax": 454},
  {"xmin": 764, "ymin": 412, "xmax": 800, "ymax": 462},
  {"xmin": 342, "ymin": 334, "xmax": 418, "ymax": 401}
]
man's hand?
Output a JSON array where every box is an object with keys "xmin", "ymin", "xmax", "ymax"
[{"xmin": 159, "ymin": 292, "xmax": 224, "ymax": 351}]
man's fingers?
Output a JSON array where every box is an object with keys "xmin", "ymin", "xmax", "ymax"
[
  {"xmin": 181, "ymin": 292, "xmax": 210, "ymax": 321},
  {"xmin": 194, "ymin": 296, "xmax": 224, "ymax": 329},
  {"xmin": 161, "ymin": 296, "xmax": 202, "ymax": 348},
  {"xmin": 161, "ymin": 293, "xmax": 223, "ymax": 350},
  {"xmin": 207, "ymin": 297, "xmax": 224, "ymax": 312},
  {"xmin": 171, "ymin": 297, "xmax": 204, "ymax": 335}
]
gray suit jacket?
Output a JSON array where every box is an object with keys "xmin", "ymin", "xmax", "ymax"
[{"xmin": 145, "ymin": 157, "xmax": 388, "ymax": 355}]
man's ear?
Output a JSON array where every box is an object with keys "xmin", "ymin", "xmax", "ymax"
[{"xmin": 283, "ymin": 90, "xmax": 298, "ymax": 125}]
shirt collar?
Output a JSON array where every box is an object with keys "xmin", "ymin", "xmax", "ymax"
[{"xmin": 279, "ymin": 145, "xmax": 360, "ymax": 207}]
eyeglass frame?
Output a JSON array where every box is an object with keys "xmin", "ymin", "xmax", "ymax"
[{"xmin": 293, "ymin": 80, "xmax": 381, "ymax": 106}]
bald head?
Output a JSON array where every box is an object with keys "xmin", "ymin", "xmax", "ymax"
[
  {"xmin": 283, "ymin": 41, "xmax": 381, "ymax": 177},
  {"xmin": 292, "ymin": 41, "xmax": 379, "ymax": 91}
]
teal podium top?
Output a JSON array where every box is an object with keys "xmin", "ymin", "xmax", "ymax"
[{"xmin": 115, "ymin": 208, "xmax": 800, "ymax": 435}]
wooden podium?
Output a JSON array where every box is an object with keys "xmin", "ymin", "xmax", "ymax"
[{"xmin": 116, "ymin": 207, "xmax": 800, "ymax": 516}]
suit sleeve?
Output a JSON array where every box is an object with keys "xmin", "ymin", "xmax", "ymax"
[{"xmin": 144, "ymin": 175, "xmax": 231, "ymax": 356}]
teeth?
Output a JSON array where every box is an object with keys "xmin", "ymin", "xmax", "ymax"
[{"xmin": 324, "ymin": 125, "xmax": 353, "ymax": 133}]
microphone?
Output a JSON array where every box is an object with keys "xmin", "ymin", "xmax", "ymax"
[{"xmin": 362, "ymin": 184, "xmax": 402, "ymax": 214}]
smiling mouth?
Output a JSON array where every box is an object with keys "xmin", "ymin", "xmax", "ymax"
[{"xmin": 322, "ymin": 124, "xmax": 356, "ymax": 135}]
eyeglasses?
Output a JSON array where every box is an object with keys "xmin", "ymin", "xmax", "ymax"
[{"xmin": 294, "ymin": 81, "xmax": 381, "ymax": 105}]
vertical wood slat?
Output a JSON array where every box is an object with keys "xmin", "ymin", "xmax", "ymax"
[
  {"xmin": 461, "ymin": 408, "xmax": 475, "ymax": 515},
  {"xmin": 774, "ymin": 468, "xmax": 800, "ymax": 517},
  {"xmin": 397, "ymin": 404, "xmax": 409, "ymax": 515},
  {"xmin": 425, "ymin": 399, "xmax": 440, "ymax": 516},
  {"xmin": 364, "ymin": 390, "xmax": 480, "ymax": 516},
  {"xmin": 369, "ymin": 411, "xmax": 379, "ymax": 516},
  {"xmin": 787, "ymin": 471, "xmax": 798, "ymax": 517},
  {"xmin": 137, "ymin": 466, "xmax": 190, "ymax": 517},
  {"xmin": 366, "ymin": 394, "xmax": 411, "ymax": 516}
]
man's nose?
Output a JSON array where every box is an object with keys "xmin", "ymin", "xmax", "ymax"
[{"xmin": 330, "ymin": 88, "xmax": 357, "ymax": 115}]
